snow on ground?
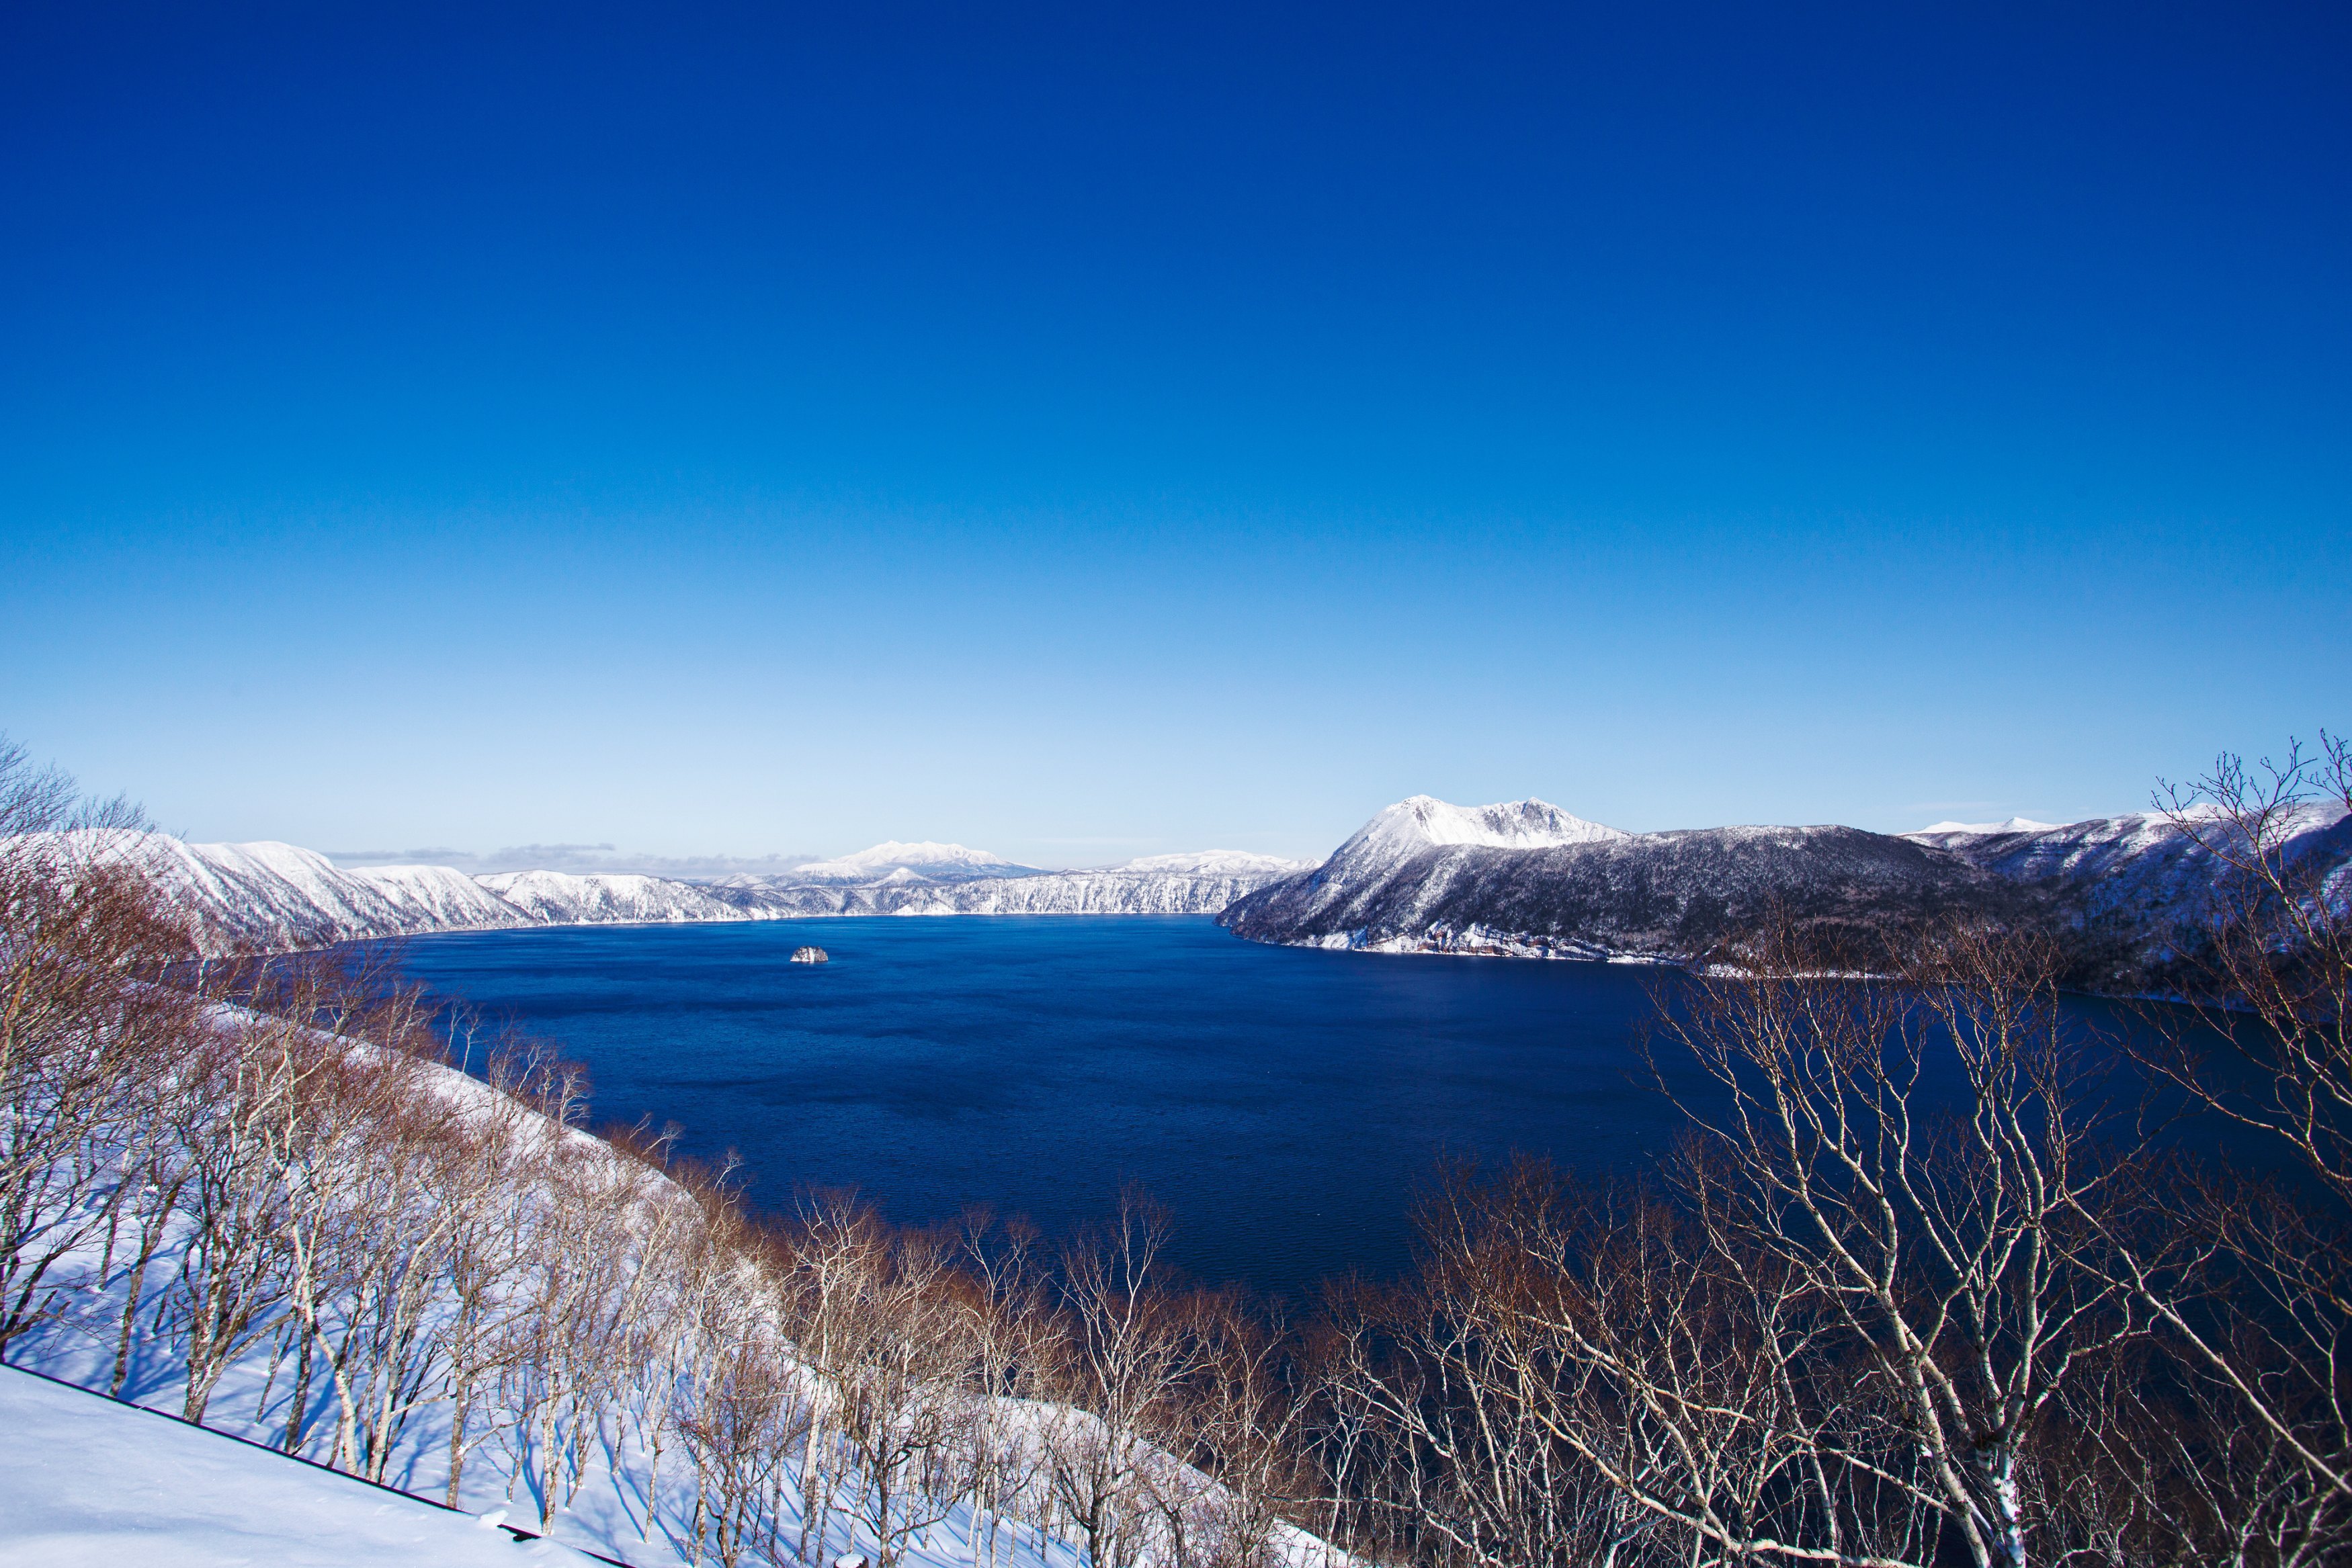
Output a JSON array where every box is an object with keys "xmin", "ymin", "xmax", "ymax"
[
  {"xmin": 4, "ymin": 1022, "xmax": 1335, "ymax": 1568},
  {"xmin": 0, "ymin": 1364, "xmax": 603, "ymax": 1567},
  {"xmin": 11, "ymin": 1262, "xmax": 1128, "ymax": 1568}
]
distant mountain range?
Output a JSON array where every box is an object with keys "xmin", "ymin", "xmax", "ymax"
[
  {"xmin": 85, "ymin": 833, "xmax": 1310, "ymax": 955},
  {"xmin": 704, "ymin": 853, "xmax": 1311, "ymax": 919}
]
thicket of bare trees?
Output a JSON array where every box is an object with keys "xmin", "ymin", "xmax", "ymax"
[
  {"xmin": 0, "ymin": 738, "xmax": 1326, "ymax": 1567},
  {"xmin": 4, "ymin": 731, "xmax": 2347, "ymax": 1567},
  {"xmin": 1307, "ymin": 737, "xmax": 2352, "ymax": 1568}
]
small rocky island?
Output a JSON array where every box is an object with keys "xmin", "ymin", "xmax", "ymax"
[{"xmin": 789, "ymin": 945, "xmax": 830, "ymax": 964}]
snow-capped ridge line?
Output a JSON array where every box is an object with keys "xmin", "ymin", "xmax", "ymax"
[
  {"xmin": 1344, "ymin": 795, "xmax": 1628, "ymax": 857},
  {"xmin": 35, "ymin": 830, "xmax": 1315, "ymax": 953},
  {"xmin": 780, "ymin": 839, "xmax": 1036, "ymax": 885},
  {"xmin": 1223, "ymin": 790, "xmax": 2352, "ymax": 976},
  {"xmin": 19, "ymin": 830, "xmax": 779, "ymax": 955}
]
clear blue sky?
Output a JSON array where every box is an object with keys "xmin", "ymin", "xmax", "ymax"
[{"xmin": 3, "ymin": 1, "xmax": 2344, "ymax": 866}]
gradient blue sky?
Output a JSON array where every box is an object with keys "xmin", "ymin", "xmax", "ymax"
[{"xmin": 3, "ymin": 1, "xmax": 2345, "ymax": 866}]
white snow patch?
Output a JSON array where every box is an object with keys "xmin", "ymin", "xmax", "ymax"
[{"xmin": 0, "ymin": 1365, "xmax": 604, "ymax": 1567}]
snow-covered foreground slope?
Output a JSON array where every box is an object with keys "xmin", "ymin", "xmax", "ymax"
[
  {"xmin": 0, "ymin": 1366, "xmax": 602, "ymax": 1568},
  {"xmin": 6, "ymin": 1017, "xmax": 1342, "ymax": 1568}
]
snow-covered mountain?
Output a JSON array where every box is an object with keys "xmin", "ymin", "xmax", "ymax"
[
  {"xmin": 64, "ymin": 834, "xmax": 774, "ymax": 955},
  {"xmin": 1338, "ymin": 795, "xmax": 1628, "ymax": 862},
  {"xmin": 1903, "ymin": 803, "xmax": 2352, "ymax": 939},
  {"xmin": 75, "ymin": 832, "xmax": 1310, "ymax": 953},
  {"xmin": 1114, "ymin": 849, "xmax": 1311, "ymax": 875},
  {"xmin": 477, "ymin": 867, "xmax": 753, "ymax": 925},
  {"xmin": 708, "ymin": 849, "xmax": 1311, "ymax": 918},
  {"xmin": 1222, "ymin": 797, "xmax": 2015, "ymax": 961},
  {"xmin": 1224, "ymin": 791, "xmax": 2352, "ymax": 969},
  {"xmin": 108, "ymin": 836, "xmax": 546, "ymax": 953},
  {"xmin": 772, "ymin": 840, "xmax": 1040, "ymax": 884}
]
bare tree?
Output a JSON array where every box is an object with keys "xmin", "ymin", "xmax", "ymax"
[
  {"xmin": 1150, "ymin": 1288, "xmax": 1314, "ymax": 1568},
  {"xmin": 1308, "ymin": 920, "xmax": 2160, "ymax": 1568},
  {"xmin": 1312, "ymin": 1167, "xmax": 1689, "ymax": 1568},
  {"xmin": 781, "ymin": 1192, "xmax": 978, "ymax": 1568},
  {"xmin": 958, "ymin": 1207, "xmax": 1054, "ymax": 1568},
  {"xmin": 2122, "ymin": 735, "xmax": 2352, "ymax": 1532},
  {"xmin": 1630, "ymin": 918, "xmax": 2148, "ymax": 1567},
  {"xmin": 0, "ymin": 753, "xmax": 200, "ymax": 1356},
  {"xmin": 162, "ymin": 1011, "xmax": 300, "ymax": 1426},
  {"xmin": 675, "ymin": 1229, "xmax": 811, "ymax": 1568},
  {"xmin": 1042, "ymin": 1187, "xmax": 1196, "ymax": 1568}
]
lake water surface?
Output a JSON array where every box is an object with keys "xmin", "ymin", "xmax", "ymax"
[{"xmin": 390, "ymin": 916, "xmax": 1692, "ymax": 1296}]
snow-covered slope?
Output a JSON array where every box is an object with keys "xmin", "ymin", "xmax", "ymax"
[
  {"xmin": 3, "ymin": 1021, "xmax": 1344, "ymax": 1568},
  {"xmin": 0, "ymin": 1366, "xmax": 600, "ymax": 1567},
  {"xmin": 1335, "ymin": 795, "xmax": 1628, "ymax": 865},
  {"xmin": 880, "ymin": 861, "xmax": 1308, "ymax": 916},
  {"xmin": 710, "ymin": 851, "xmax": 1312, "ymax": 918},
  {"xmin": 60, "ymin": 834, "xmax": 769, "ymax": 955},
  {"xmin": 347, "ymin": 863, "xmax": 539, "ymax": 931},
  {"xmin": 112, "ymin": 837, "xmax": 534, "ymax": 953},
  {"xmin": 80, "ymin": 832, "xmax": 1308, "ymax": 953},
  {"xmin": 1111, "ymin": 850, "xmax": 1308, "ymax": 875},
  {"xmin": 478, "ymin": 869, "xmax": 750, "ymax": 925},
  {"xmin": 1222, "ymin": 797, "xmax": 2025, "ymax": 961},
  {"xmin": 1904, "ymin": 803, "xmax": 2352, "ymax": 938},
  {"xmin": 1228, "ymin": 791, "xmax": 2352, "ymax": 969}
]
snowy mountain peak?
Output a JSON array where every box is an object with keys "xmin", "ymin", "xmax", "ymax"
[
  {"xmin": 1337, "ymin": 795, "xmax": 1628, "ymax": 868},
  {"xmin": 785, "ymin": 840, "xmax": 1036, "ymax": 884}
]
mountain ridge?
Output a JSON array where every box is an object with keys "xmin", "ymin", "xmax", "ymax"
[
  {"xmin": 1222, "ymin": 792, "xmax": 2352, "ymax": 972},
  {"xmin": 56, "ymin": 832, "xmax": 1312, "ymax": 955}
]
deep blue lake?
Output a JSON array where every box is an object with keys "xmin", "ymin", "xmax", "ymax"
[{"xmin": 390, "ymin": 916, "xmax": 1682, "ymax": 1297}]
